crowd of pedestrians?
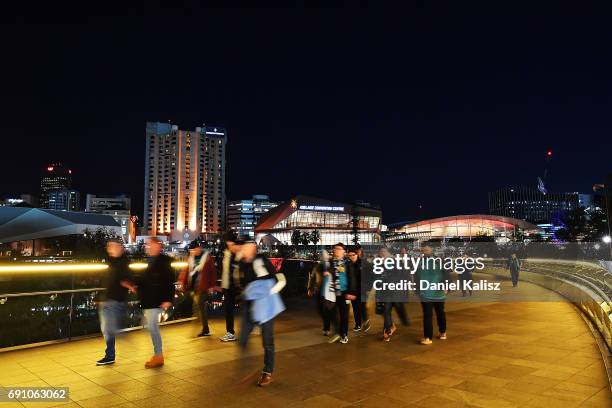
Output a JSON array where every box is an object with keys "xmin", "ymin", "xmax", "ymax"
[{"xmin": 95, "ymin": 235, "xmax": 518, "ymax": 386}]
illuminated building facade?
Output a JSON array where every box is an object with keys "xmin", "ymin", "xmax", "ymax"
[
  {"xmin": 488, "ymin": 187, "xmax": 583, "ymax": 224},
  {"xmin": 227, "ymin": 195, "xmax": 278, "ymax": 238},
  {"xmin": 47, "ymin": 189, "xmax": 81, "ymax": 212},
  {"xmin": 143, "ymin": 122, "xmax": 227, "ymax": 240},
  {"xmin": 387, "ymin": 214, "xmax": 539, "ymax": 241},
  {"xmin": 255, "ymin": 195, "xmax": 382, "ymax": 246},
  {"xmin": 40, "ymin": 163, "xmax": 72, "ymax": 208}
]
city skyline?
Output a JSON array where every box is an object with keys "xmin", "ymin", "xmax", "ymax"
[{"xmin": 1, "ymin": 4, "xmax": 611, "ymax": 223}]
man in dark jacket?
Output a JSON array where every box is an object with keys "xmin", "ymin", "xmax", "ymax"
[
  {"xmin": 347, "ymin": 247, "xmax": 370, "ymax": 333},
  {"xmin": 136, "ymin": 237, "xmax": 175, "ymax": 368},
  {"xmin": 96, "ymin": 239, "xmax": 135, "ymax": 366}
]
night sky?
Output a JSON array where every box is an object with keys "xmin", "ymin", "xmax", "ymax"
[{"xmin": 1, "ymin": 2, "xmax": 611, "ymax": 224}]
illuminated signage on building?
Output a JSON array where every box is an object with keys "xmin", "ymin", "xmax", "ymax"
[{"xmin": 299, "ymin": 205, "xmax": 345, "ymax": 211}]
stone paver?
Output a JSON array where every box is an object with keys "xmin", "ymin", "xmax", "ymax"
[{"xmin": 0, "ymin": 279, "xmax": 610, "ymax": 407}]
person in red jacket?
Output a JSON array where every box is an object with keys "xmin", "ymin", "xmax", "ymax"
[{"xmin": 178, "ymin": 241, "xmax": 218, "ymax": 337}]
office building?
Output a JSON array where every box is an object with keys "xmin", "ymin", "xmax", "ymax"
[
  {"xmin": 40, "ymin": 163, "xmax": 72, "ymax": 208},
  {"xmin": 488, "ymin": 187, "xmax": 582, "ymax": 224},
  {"xmin": 86, "ymin": 194, "xmax": 131, "ymax": 240},
  {"xmin": 255, "ymin": 195, "xmax": 382, "ymax": 246},
  {"xmin": 227, "ymin": 195, "xmax": 278, "ymax": 238},
  {"xmin": 143, "ymin": 122, "xmax": 227, "ymax": 240},
  {"xmin": 47, "ymin": 189, "xmax": 80, "ymax": 212}
]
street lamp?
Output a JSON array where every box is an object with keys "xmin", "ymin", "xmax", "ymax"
[{"xmin": 603, "ymin": 235, "xmax": 612, "ymax": 244}]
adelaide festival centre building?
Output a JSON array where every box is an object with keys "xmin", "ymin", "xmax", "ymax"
[{"xmin": 254, "ymin": 195, "xmax": 382, "ymax": 246}]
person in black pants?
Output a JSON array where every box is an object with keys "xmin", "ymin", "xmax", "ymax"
[
  {"xmin": 220, "ymin": 231, "xmax": 241, "ymax": 342},
  {"xmin": 237, "ymin": 238, "xmax": 286, "ymax": 387},
  {"xmin": 347, "ymin": 248, "xmax": 370, "ymax": 332}
]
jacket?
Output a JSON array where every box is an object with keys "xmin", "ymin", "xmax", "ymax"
[
  {"xmin": 136, "ymin": 254, "xmax": 175, "ymax": 309},
  {"xmin": 221, "ymin": 249, "xmax": 241, "ymax": 289},
  {"xmin": 243, "ymin": 278, "xmax": 286, "ymax": 324},
  {"xmin": 178, "ymin": 251, "xmax": 218, "ymax": 294},
  {"xmin": 415, "ymin": 256, "xmax": 450, "ymax": 301}
]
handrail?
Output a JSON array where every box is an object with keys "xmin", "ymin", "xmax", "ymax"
[{"xmin": 0, "ymin": 288, "xmax": 106, "ymax": 298}]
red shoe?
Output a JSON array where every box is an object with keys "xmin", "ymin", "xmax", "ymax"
[{"xmin": 144, "ymin": 354, "xmax": 164, "ymax": 368}]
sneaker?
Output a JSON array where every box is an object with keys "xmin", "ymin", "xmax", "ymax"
[
  {"xmin": 328, "ymin": 334, "xmax": 341, "ymax": 344},
  {"xmin": 322, "ymin": 330, "xmax": 330, "ymax": 336},
  {"xmin": 340, "ymin": 336, "xmax": 349, "ymax": 344},
  {"xmin": 383, "ymin": 330, "xmax": 390, "ymax": 342},
  {"xmin": 438, "ymin": 333, "xmax": 447, "ymax": 340},
  {"xmin": 257, "ymin": 372, "xmax": 273, "ymax": 387},
  {"xmin": 363, "ymin": 320, "xmax": 371, "ymax": 333},
  {"xmin": 197, "ymin": 331, "xmax": 212, "ymax": 337},
  {"xmin": 419, "ymin": 338, "xmax": 433, "ymax": 345},
  {"xmin": 144, "ymin": 353, "xmax": 164, "ymax": 368},
  {"xmin": 220, "ymin": 332, "xmax": 236, "ymax": 342},
  {"xmin": 389, "ymin": 323, "xmax": 397, "ymax": 336},
  {"xmin": 352, "ymin": 325, "xmax": 362, "ymax": 332},
  {"xmin": 96, "ymin": 357, "xmax": 115, "ymax": 366}
]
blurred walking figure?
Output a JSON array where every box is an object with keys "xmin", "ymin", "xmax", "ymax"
[
  {"xmin": 96, "ymin": 239, "xmax": 135, "ymax": 365},
  {"xmin": 325, "ymin": 243, "xmax": 352, "ymax": 344},
  {"xmin": 178, "ymin": 240, "xmax": 218, "ymax": 337},
  {"xmin": 238, "ymin": 238, "xmax": 286, "ymax": 387},
  {"xmin": 307, "ymin": 250, "xmax": 332, "ymax": 335},
  {"xmin": 459, "ymin": 256, "xmax": 473, "ymax": 297},
  {"xmin": 507, "ymin": 253, "xmax": 521, "ymax": 287},
  {"xmin": 347, "ymin": 247, "xmax": 370, "ymax": 333},
  {"xmin": 415, "ymin": 243, "xmax": 448, "ymax": 345},
  {"xmin": 220, "ymin": 231, "xmax": 241, "ymax": 342},
  {"xmin": 136, "ymin": 237, "xmax": 175, "ymax": 368},
  {"xmin": 377, "ymin": 247, "xmax": 409, "ymax": 342}
]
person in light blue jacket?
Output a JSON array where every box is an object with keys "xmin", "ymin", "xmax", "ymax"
[{"xmin": 237, "ymin": 238, "xmax": 286, "ymax": 387}]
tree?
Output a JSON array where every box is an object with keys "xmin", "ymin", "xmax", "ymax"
[
  {"xmin": 76, "ymin": 227, "xmax": 122, "ymax": 261},
  {"xmin": 310, "ymin": 230, "xmax": 321, "ymax": 246},
  {"xmin": 290, "ymin": 230, "xmax": 302, "ymax": 249},
  {"xmin": 556, "ymin": 207, "xmax": 590, "ymax": 242}
]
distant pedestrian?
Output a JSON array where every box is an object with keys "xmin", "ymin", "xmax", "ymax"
[
  {"xmin": 178, "ymin": 240, "xmax": 218, "ymax": 337},
  {"xmin": 507, "ymin": 253, "xmax": 521, "ymax": 287},
  {"xmin": 238, "ymin": 238, "xmax": 286, "ymax": 387},
  {"xmin": 96, "ymin": 240, "xmax": 135, "ymax": 366},
  {"xmin": 136, "ymin": 237, "xmax": 175, "ymax": 368},
  {"xmin": 415, "ymin": 243, "xmax": 448, "ymax": 345}
]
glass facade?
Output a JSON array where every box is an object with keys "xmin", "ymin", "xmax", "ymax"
[
  {"xmin": 227, "ymin": 195, "xmax": 278, "ymax": 238},
  {"xmin": 255, "ymin": 196, "xmax": 382, "ymax": 245}
]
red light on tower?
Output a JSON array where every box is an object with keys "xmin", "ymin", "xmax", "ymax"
[
  {"xmin": 547, "ymin": 150, "xmax": 552, "ymax": 157},
  {"xmin": 68, "ymin": 169, "xmax": 72, "ymax": 174},
  {"xmin": 47, "ymin": 166, "xmax": 54, "ymax": 171}
]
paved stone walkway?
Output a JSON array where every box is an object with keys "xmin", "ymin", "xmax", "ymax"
[{"xmin": 0, "ymin": 278, "xmax": 610, "ymax": 408}]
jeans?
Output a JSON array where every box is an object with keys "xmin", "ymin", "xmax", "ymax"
[
  {"xmin": 223, "ymin": 288, "xmax": 236, "ymax": 335},
  {"xmin": 99, "ymin": 300, "xmax": 125, "ymax": 359},
  {"xmin": 193, "ymin": 292, "xmax": 210, "ymax": 333},
  {"xmin": 421, "ymin": 301, "xmax": 446, "ymax": 340},
  {"xmin": 383, "ymin": 302, "xmax": 409, "ymax": 331},
  {"xmin": 239, "ymin": 303, "xmax": 275, "ymax": 374},
  {"xmin": 143, "ymin": 308, "xmax": 163, "ymax": 355},
  {"xmin": 351, "ymin": 299, "xmax": 368, "ymax": 327}
]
